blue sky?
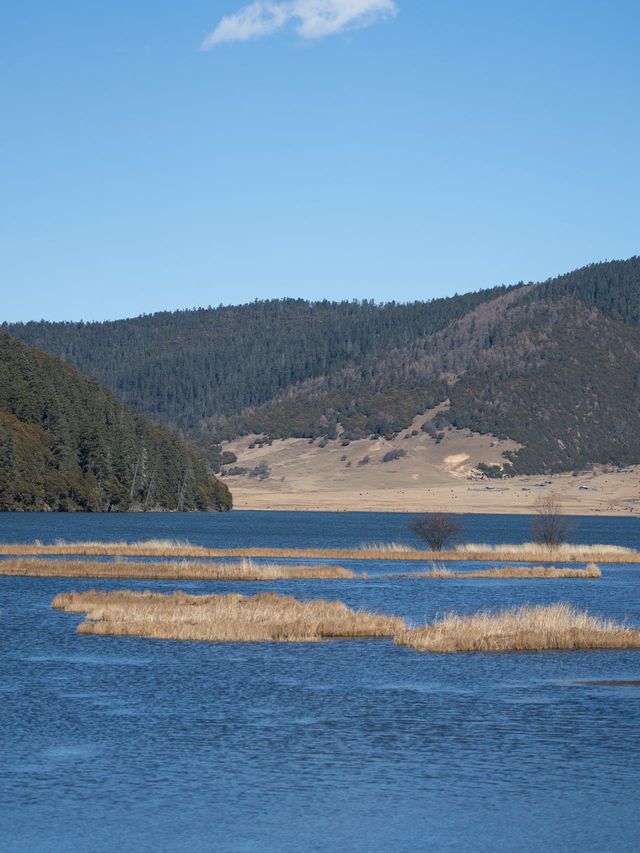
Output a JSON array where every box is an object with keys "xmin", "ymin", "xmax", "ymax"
[{"xmin": 2, "ymin": 1, "xmax": 639, "ymax": 321}]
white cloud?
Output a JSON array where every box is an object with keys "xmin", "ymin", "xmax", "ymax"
[
  {"xmin": 202, "ymin": 0, "xmax": 398, "ymax": 48},
  {"xmin": 203, "ymin": 3, "xmax": 290, "ymax": 47}
]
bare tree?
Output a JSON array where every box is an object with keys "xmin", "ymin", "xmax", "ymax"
[
  {"xmin": 531, "ymin": 495, "xmax": 570, "ymax": 547},
  {"xmin": 409, "ymin": 512, "xmax": 462, "ymax": 551}
]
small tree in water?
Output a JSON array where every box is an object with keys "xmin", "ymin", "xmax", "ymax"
[
  {"xmin": 409, "ymin": 512, "xmax": 462, "ymax": 551},
  {"xmin": 531, "ymin": 495, "xmax": 570, "ymax": 548}
]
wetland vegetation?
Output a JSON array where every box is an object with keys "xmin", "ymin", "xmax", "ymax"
[
  {"xmin": 52, "ymin": 592, "xmax": 640, "ymax": 653},
  {"xmin": 2, "ymin": 538, "xmax": 638, "ymax": 563},
  {"xmin": 395, "ymin": 603, "xmax": 640, "ymax": 653},
  {"xmin": 52, "ymin": 590, "xmax": 403, "ymax": 643},
  {"xmin": 0, "ymin": 557, "xmax": 356, "ymax": 581}
]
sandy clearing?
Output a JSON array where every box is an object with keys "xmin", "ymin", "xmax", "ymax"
[{"xmin": 220, "ymin": 417, "xmax": 640, "ymax": 515}]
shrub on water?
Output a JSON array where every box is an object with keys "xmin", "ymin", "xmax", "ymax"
[
  {"xmin": 532, "ymin": 495, "xmax": 571, "ymax": 547},
  {"xmin": 409, "ymin": 512, "xmax": 462, "ymax": 551}
]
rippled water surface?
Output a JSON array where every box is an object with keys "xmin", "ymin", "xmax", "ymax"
[{"xmin": 1, "ymin": 512, "xmax": 639, "ymax": 852}]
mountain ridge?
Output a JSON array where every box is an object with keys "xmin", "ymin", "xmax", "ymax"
[{"xmin": 4, "ymin": 256, "xmax": 640, "ymax": 476}]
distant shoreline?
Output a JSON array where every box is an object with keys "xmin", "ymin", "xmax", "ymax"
[
  {"xmin": 229, "ymin": 503, "xmax": 637, "ymax": 516},
  {"xmin": 227, "ymin": 486, "xmax": 639, "ymax": 516}
]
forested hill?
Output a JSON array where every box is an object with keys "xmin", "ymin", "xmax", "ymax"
[
  {"xmin": 5, "ymin": 257, "xmax": 640, "ymax": 475},
  {"xmin": 0, "ymin": 334, "xmax": 232, "ymax": 511},
  {"xmin": 4, "ymin": 284, "xmax": 514, "ymax": 437}
]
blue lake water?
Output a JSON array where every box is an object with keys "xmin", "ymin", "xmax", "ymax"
[
  {"xmin": 1, "ymin": 512, "xmax": 640, "ymax": 852},
  {"xmin": 0, "ymin": 509, "xmax": 638, "ymax": 549}
]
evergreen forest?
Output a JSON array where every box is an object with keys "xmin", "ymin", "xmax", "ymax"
[
  {"xmin": 0, "ymin": 333, "xmax": 232, "ymax": 511},
  {"xmin": 5, "ymin": 257, "xmax": 640, "ymax": 477}
]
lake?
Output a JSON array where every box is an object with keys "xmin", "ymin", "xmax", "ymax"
[{"xmin": 1, "ymin": 512, "xmax": 639, "ymax": 852}]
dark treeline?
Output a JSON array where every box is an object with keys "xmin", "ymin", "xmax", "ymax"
[
  {"xmin": 4, "ymin": 257, "xmax": 640, "ymax": 475},
  {"xmin": 4, "ymin": 287, "xmax": 514, "ymax": 438},
  {"xmin": 0, "ymin": 334, "xmax": 231, "ymax": 511},
  {"xmin": 528, "ymin": 257, "xmax": 640, "ymax": 324}
]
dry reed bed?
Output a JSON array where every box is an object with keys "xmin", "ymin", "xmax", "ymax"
[
  {"xmin": 52, "ymin": 590, "xmax": 403, "ymax": 643},
  {"xmin": 395, "ymin": 604, "xmax": 640, "ymax": 653},
  {"xmin": 2, "ymin": 539, "xmax": 638, "ymax": 563},
  {"xmin": 0, "ymin": 558, "xmax": 356, "ymax": 581},
  {"xmin": 364, "ymin": 542, "xmax": 636, "ymax": 563},
  {"xmin": 411, "ymin": 563, "xmax": 602, "ymax": 579},
  {"xmin": 0, "ymin": 557, "xmax": 600, "ymax": 581},
  {"xmin": 449, "ymin": 543, "xmax": 636, "ymax": 563},
  {"xmin": 52, "ymin": 591, "xmax": 640, "ymax": 652}
]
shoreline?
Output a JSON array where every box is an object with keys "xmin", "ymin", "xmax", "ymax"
[
  {"xmin": 0, "ymin": 504, "xmax": 635, "ymax": 516},
  {"xmin": 226, "ymin": 485, "xmax": 639, "ymax": 516},
  {"xmin": 229, "ymin": 504, "xmax": 637, "ymax": 516}
]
